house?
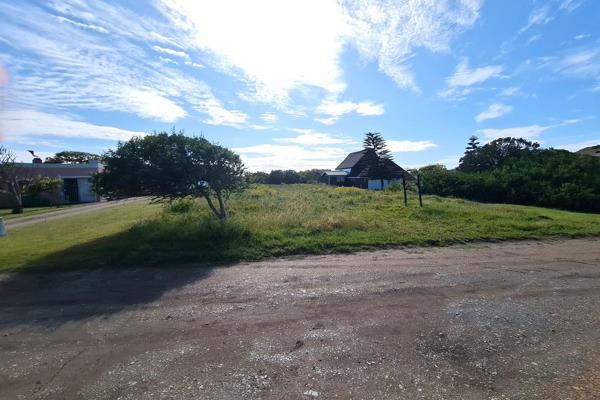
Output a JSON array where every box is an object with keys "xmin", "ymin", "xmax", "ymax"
[
  {"xmin": 0, "ymin": 159, "xmax": 103, "ymax": 208},
  {"xmin": 320, "ymin": 150, "xmax": 412, "ymax": 190},
  {"xmin": 576, "ymin": 145, "xmax": 600, "ymax": 158}
]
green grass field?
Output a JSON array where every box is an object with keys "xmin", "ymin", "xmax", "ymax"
[{"xmin": 2, "ymin": 184, "xmax": 600, "ymax": 272}]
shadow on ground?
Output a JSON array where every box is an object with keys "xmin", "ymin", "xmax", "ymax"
[{"xmin": 0, "ymin": 224, "xmax": 237, "ymax": 329}]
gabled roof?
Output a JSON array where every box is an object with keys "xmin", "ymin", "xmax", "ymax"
[
  {"xmin": 336, "ymin": 150, "xmax": 365, "ymax": 169},
  {"xmin": 321, "ymin": 170, "xmax": 348, "ymax": 176}
]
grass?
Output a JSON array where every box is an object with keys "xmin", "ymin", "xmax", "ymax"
[
  {"xmin": 1, "ymin": 184, "xmax": 600, "ymax": 272},
  {"xmin": 0, "ymin": 204, "xmax": 79, "ymax": 220}
]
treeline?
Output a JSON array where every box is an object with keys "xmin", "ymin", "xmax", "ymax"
[
  {"xmin": 246, "ymin": 169, "xmax": 324, "ymax": 185},
  {"xmin": 419, "ymin": 137, "xmax": 600, "ymax": 213}
]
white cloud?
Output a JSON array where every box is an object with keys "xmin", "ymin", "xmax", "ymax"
[
  {"xmin": 233, "ymin": 144, "xmax": 348, "ymax": 171},
  {"xmin": 151, "ymin": 45, "xmax": 190, "ymax": 61},
  {"xmin": 574, "ymin": 34, "xmax": 591, "ymax": 41},
  {"xmin": 475, "ymin": 103, "xmax": 513, "ymax": 122},
  {"xmin": 345, "ymin": 0, "xmax": 482, "ymax": 93},
  {"xmin": 315, "ymin": 98, "xmax": 384, "ymax": 125},
  {"xmin": 520, "ymin": 5, "xmax": 553, "ymax": 33},
  {"xmin": 276, "ymin": 129, "xmax": 356, "ymax": 145},
  {"xmin": 159, "ymin": 0, "xmax": 349, "ymax": 105},
  {"xmin": 0, "ymin": 109, "xmax": 146, "ymax": 141},
  {"xmin": 527, "ymin": 34, "xmax": 542, "ymax": 45},
  {"xmin": 55, "ymin": 16, "xmax": 109, "ymax": 34},
  {"xmin": 500, "ymin": 86, "xmax": 521, "ymax": 97},
  {"xmin": 260, "ymin": 112, "xmax": 278, "ymax": 124},
  {"xmin": 387, "ymin": 140, "xmax": 437, "ymax": 152},
  {"xmin": 159, "ymin": 0, "xmax": 482, "ymax": 101},
  {"xmin": 476, "ymin": 119, "xmax": 580, "ymax": 141},
  {"xmin": 0, "ymin": 1, "xmax": 245, "ymax": 127},
  {"xmin": 435, "ymin": 155, "xmax": 461, "ymax": 169},
  {"xmin": 555, "ymin": 138, "xmax": 600, "ymax": 152},
  {"xmin": 440, "ymin": 59, "xmax": 504, "ymax": 99},
  {"xmin": 124, "ymin": 89, "xmax": 187, "ymax": 122},
  {"xmin": 556, "ymin": 47, "xmax": 600, "ymax": 79}
]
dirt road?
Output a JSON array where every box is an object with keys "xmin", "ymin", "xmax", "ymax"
[
  {"xmin": 1, "ymin": 238, "xmax": 600, "ymax": 399},
  {"xmin": 4, "ymin": 197, "xmax": 148, "ymax": 229}
]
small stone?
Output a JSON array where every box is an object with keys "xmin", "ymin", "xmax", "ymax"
[{"xmin": 304, "ymin": 390, "xmax": 319, "ymax": 397}]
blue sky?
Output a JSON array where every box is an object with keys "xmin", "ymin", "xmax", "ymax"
[{"xmin": 0, "ymin": 0, "xmax": 599, "ymax": 171}]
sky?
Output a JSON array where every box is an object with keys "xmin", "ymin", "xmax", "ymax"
[{"xmin": 0, "ymin": 0, "xmax": 599, "ymax": 171}]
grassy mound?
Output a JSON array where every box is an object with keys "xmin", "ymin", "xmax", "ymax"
[{"xmin": 2, "ymin": 184, "xmax": 600, "ymax": 272}]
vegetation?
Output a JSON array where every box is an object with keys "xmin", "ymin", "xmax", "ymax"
[
  {"xmin": 2, "ymin": 184, "xmax": 600, "ymax": 272},
  {"xmin": 0, "ymin": 146, "xmax": 30, "ymax": 214},
  {"xmin": 246, "ymin": 169, "xmax": 324, "ymax": 184},
  {"xmin": 419, "ymin": 137, "xmax": 600, "ymax": 213},
  {"xmin": 95, "ymin": 131, "xmax": 245, "ymax": 220},
  {"xmin": 45, "ymin": 151, "xmax": 101, "ymax": 164}
]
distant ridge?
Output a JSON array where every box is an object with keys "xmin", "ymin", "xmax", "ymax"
[{"xmin": 576, "ymin": 145, "xmax": 600, "ymax": 157}]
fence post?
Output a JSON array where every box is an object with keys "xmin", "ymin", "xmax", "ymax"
[
  {"xmin": 417, "ymin": 173, "xmax": 423, "ymax": 207},
  {"xmin": 402, "ymin": 176, "xmax": 408, "ymax": 206}
]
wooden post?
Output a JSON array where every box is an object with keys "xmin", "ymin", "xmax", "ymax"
[
  {"xmin": 402, "ymin": 175, "xmax": 408, "ymax": 206},
  {"xmin": 417, "ymin": 173, "xmax": 423, "ymax": 207}
]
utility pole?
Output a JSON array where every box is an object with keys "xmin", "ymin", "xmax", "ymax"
[
  {"xmin": 402, "ymin": 175, "xmax": 408, "ymax": 206},
  {"xmin": 417, "ymin": 173, "xmax": 423, "ymax": 207}
]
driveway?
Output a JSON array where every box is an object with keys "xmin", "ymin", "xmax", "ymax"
[
  {"xmin": 1, "ymin": 238, "xmax": 600, "ymax": 399},
  {"xmin": 4, "ymin": 197, "xmax": 148, "ymax": 229}
]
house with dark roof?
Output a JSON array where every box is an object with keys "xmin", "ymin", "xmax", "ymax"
[{"xmin": 320, "ymin": 150, "xmax": 412, "ymax": 190}]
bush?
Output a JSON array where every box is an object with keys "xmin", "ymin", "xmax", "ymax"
[{"xmin": 419, "ymin": 148, "xmax": 600, "ymax": 213}]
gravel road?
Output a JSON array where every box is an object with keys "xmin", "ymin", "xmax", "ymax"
[{"xmin": 1, "ymin": 238, "xmax": 600, "ymax": 399}]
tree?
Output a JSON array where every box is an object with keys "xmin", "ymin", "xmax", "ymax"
[
  {"xmin": 0, "ymin": 146, "xmax": 33, "ymax": 214},
  {"xmin": 363, "ymin": 132, "xmax": 393, "ymax": 187},
  {"xmin": 26, "ymin": 177, "xmax": 63, "ymax": 207},
  {"xmin": 246, "ymin": 171, "xmax": 269, "ymax": 184},
  {"xmin": 458, "ymin": 137, "xmax": 540, "ymax": 172},
  {"xmin": 45, "ymin": 151, "xmax": 100, "ymax": 164},
  {"xmin": 95, "ymin": 132, "xmax": 245, "ymax": 221}
]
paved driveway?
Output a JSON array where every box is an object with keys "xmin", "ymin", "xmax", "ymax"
[{"xmin": 1, "ymin": 238, "xmax": 600, "ymax": 399}]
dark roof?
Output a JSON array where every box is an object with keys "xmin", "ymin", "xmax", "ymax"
[
  {"xmin": 356, "ymin": 160, "xmax": 415, "ymax": 180},
  {"xmin": 336, "ymin": 150, "xmax": 365, "ymax": 169},
  {"xmin": 321, "ymin": 170, "xmax": 348, "ymax": 176}
]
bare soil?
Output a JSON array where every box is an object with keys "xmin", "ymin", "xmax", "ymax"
[{"xmin": 1, "ymin": 238, "xmax": 600, "ymax": 399}]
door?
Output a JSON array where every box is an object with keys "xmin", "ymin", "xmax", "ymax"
[{"xmin": 62, "ymin": 178, "xmax": 79, "ymax": 203}]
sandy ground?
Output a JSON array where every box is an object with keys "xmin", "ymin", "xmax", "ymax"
[{"xmin": 1, "ymin": 238, "xmax": 600, "ymax": 399}]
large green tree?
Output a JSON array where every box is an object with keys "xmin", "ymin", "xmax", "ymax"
[
  {"xmin": 45, "ymin": 151, "xmax": 101, "ymax": 164},
  {"xmin": 363, "ymin": 132, "xmax": 393, "ymax": 187},
  {"xmin": 95, "ymin": 132, "xmax": 245, "ymax": 221}
]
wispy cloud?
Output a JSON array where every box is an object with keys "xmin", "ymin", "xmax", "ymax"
[
  {"xmin": 260, "ymin": 112, "xmax": 278, "ymax": 124},
  {"xmin": 500, "ymin": 86, "xmax": 521, "ymax": 97},
  {"xmin": 315, "ymin": 98, "xmax": 384, "ymax": 125},
  {"xmin": 555, "ymin": 138, "xmax": 600, "ymax": 152},
  {"xmin": 440, "ymin": 59, "xmax": 504, "ymax": 99},
  {"xmin": 475, "ymin": 103, "xmax": 513, "ymax": 122},
  {"xmin": 276, "ymin": 129, "xmax": 356, "ymax": 145},
  {"xmin": 388, "ymin": 140, "xmax": 437, "ymax": 152},
  {"xmin": 0, "ymin": 1, "xmax": 246, "ymax": 127},
  {"xmin": 520, "ymin": 0, "xmax": 585, "ymax": 33},
  {"xmin": 476, "ymin": 119, "xmax": 580, "ymax": 141},
  {"xmin": 345, "ymin": 0, "xmax": 482, "ymax": 93},
  {"xmin": 233, "ymin": 144, "xmax": 348, "ymax": 171},
  {"xmin": 1, "ymin": 109, "xmax": 146, "ymax": 141}
]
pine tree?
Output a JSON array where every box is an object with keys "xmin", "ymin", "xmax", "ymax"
[{"xmin": 362, "ymin": 132, "xmax": 393, "ymax": 188}]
